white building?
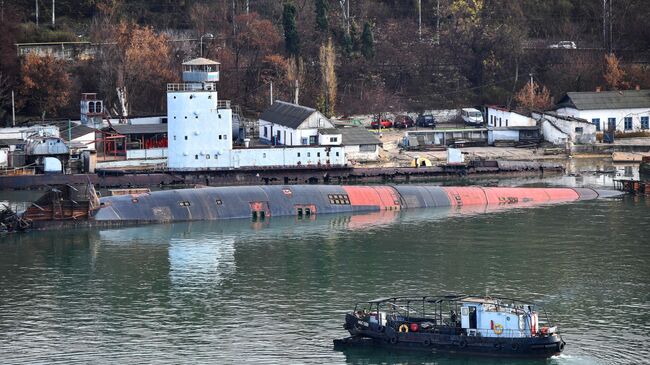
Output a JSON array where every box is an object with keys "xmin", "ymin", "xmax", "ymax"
[
  {"xmin": 554, "ymin": 90, "xmax": 650, "ymax": 133},
  {"xmin": 258, "ymin": 101, "xmax": 335, "ymax": 145},
  {"xmin": 533, "ymin": 111, "xmax": 596, "ymax": 145},
  {"xmin": 167, "ymin": 58, "xmax": 346, "ymax": 170},
  {"xmin": 485, "ymin": 106, "xmax": 540, "ymax": 145},
  {"xmin": 320, "ymin": 127, "xmax": 383, "ymax": 162}
]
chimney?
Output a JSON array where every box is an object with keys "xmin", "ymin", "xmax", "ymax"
[
  {"xmin": 635, "ymin": 84, "xmax": 641, "ymax": 91},
  {"xmin": 595, "ymin": 86, "xmax": 601, "ymax": 92}
]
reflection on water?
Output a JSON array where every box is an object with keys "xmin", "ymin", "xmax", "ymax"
[{"xmin": 0, "ymin": 196, "xmax": 648, "ymax": 364}]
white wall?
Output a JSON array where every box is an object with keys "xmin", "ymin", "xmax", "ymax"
[
  {"xmin": 0, "ymin": 149, "xmax": 7, "ymax": 167},
  {"xmin": 488, "ymin": 129, "xmax": 520, "ymax": 144},
  {"xmin": 167, "ymin": 89, "xmax": 232, "ymax": 170},
  {"xmin": 73, "ymin": 131, "xmax": 97, "ymax": 151},
  {"xmin": 127, "ymin": 148, "xmax": 168, "ymax": 160},
  {"xmin": 319, "ymin": 132, "xmax": 342, "ymax": 146},
  {"xmin": 534, "ymin": 112, "xmax": 596, "ymax": 145},
  {"xmin": 344, "ymin": 145, "xmax": 379, "ymax": 162},
  {"xmin": 486, "ymin": 108, "xmax": 535, "ymax": 127},
  {"xmin": 0, "ymin": 125, "xmax": 60, "ymax": 140},
  {"xmin": 556, "ymin": 107, "xmax": 650, "ymax": 132}
]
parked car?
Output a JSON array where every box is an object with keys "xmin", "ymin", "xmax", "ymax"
[
  {"xmin": 416, "ymin": 114, "xmax": 436, "ymax": 128},
  {"xmin": 394, "ymin": 115, "xmax": 415, "ymax": 128},
  {"xmin": 548, "ymin": 41, "xmax": 576, "ymax": 49},
  {"xmin": 371, "ymin": 118, "xmax": 393, "ymax": 129}
]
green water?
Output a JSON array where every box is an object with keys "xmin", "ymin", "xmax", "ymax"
[{"xmin": 0, "ymin": 192, "xmax": 648, "ymax": 364}]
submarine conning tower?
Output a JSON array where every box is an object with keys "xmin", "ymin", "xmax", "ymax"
[{"xmin": 91, "ymin": 185, "xmax": 615, "ymax": 223}]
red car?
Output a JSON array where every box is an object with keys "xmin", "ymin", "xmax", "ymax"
[{"xmin": 371, "ymin": 119, "xmax": 393, "ymax": 129}]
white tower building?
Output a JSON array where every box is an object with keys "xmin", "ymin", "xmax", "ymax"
[
  {"xmin": 167, "ymin": 58, "xmax": 232, "ymax": 170},
  {"xmin": 167, "ymin": 57, "xmax": 347, "ymax": 171}
]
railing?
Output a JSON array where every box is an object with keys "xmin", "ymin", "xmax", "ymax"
[
  {"xmin": 166, "ymin": 82, "xmax": 216, "ymax": 92},
  {"xmin": 216, "ymin": 100, "xmax": 231, "ymax": 109}
]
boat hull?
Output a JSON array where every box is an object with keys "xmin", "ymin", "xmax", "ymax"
[{"xmin": 337, "ymin": 313, "xmax": 564, "ymax": 358}]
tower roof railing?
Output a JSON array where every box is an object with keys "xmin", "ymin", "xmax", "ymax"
[{"xmin": 167, "ymin": 82, "xmax": 216, "ymax": 92}]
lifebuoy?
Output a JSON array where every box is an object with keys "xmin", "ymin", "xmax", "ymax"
[
  {"xmin": 398, "ymin": 324, "xmax": 409, "ymax": 333},
  {"xmin": 493, "ymin": 323, "xmax": 504, "ymax": 335}
]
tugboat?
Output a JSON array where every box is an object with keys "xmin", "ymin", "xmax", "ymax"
[{"xmin": 334, "ymin": 295, "xmax": 565, "ymax": 358}]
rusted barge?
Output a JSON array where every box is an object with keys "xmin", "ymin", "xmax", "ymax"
[{"xmin": 1, "ymin": 184, "xmax": 621, "ymax": 233}]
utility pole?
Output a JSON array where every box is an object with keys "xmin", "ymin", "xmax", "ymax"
[
  {"xmin": 52, "ymin": 0, "xmax": 55, "ymax": 27},
  {"xmin": 35, "ymin": 0, "xmax": 39, "ymax": 27},
  {"xmin": 246, "ymin": 0, "xmax": 249, "ymax": 14},
  {"xmin": 11, "ymin": 90, "xmax": 15, "ymax": 127},
  {"xmin": 294, "ymin": 80, "xmax": 299, "ymax": 105},
  {"xmin": 436, "ymin": 0, "xmax": 440, "ymax": 45},
  {"xmin": 270, "ymin": 82, "xmax": 273, "ymax": 106},
  {"xmin": 603, "ymin": 0, "xmax": 606, "ymax": 50},
  {"xmin": 609, "ymin": 0, "xmax": 613, "ymax": 53},
  {"xmin": 418, "ymin": 0, "xmax": 422, "ymax": 41}
]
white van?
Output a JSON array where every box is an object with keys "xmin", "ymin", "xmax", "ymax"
[{"xmin": 461, "ymin": 108, "xmax": 483, "ymax": 127}]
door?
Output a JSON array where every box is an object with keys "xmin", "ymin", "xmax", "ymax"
[
  {"xmin": 469, "ymin": 306, "xmax": 477, "ymax": 329},
  {"xmin": 250, "ymin": 201, "xmax": 270, "ymax": 221},
  {"xmin": 608, "ymin": 118, "xmax": 616, "ymax": 131}
]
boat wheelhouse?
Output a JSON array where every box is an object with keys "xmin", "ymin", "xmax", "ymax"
[{"xmin": 335, "ymin": 295, "xmax": 565, "ymax": 358}]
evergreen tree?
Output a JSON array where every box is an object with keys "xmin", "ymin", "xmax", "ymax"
[
  {"xmin": 282, "ymin": 3, "xmax": 300, "ymax": 56},
  {"xmin": 315, "ymin": 0, "xmax": 329, "ymax": 33},
  {"xmin": 341, "ymin": 33, "xmax": 353, "ymax": 57},
  {"xmin": 361, "ymin": 22, "xmax": 375, "ymax": 59}
]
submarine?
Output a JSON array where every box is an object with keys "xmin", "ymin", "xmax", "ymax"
[{"xmin": 0, "ymin": 184, "xmax": 622, "ymax": 232}]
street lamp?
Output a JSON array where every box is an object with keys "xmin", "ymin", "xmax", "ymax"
[{"xmin": 200, "ymin": 33, "xmax": 214, "ymax": 58}]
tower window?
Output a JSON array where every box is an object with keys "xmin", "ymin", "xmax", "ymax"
[
  {"xmin": 195, "ymin": 155, "xmax": 198, "ymax": 159},
  {"xmin": 185, "ymin": 136, "xmax": 188, "ymax": 140},
  {"xmin": 173, "ymin": 135, "xmax": 176, "ymax": 140},
  {"xmin": 219, "ymin": 135, "xmax": 222, "ymax": 140}
]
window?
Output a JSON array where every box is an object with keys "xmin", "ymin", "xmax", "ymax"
[
  {"xmin": 575, "ymin": 127, "xmax": 583, "ymax": 134},
  {"xmin": 330, "ymin": 137, "xmax": 338, "ymax": 142},
  {"xmin": 359, "ymin": 144, "xmax": 377, "ymax": 152},
  {"xmin": 499, "ymin": 118, "xmax": 502, "ymax": 127},
  {"xmin": 264, "ymin": 127, "xmax": 268, "ymax": 137},
  {"xmin": 624, "ymin": 117, "xmax": 633, "ymax": 130},
  {"xmin": 608, "ymin": 118, "xmax": 616, "ymax": 131},
  {"xmin": 195, "ymin": 155, "xmax": 199, "ymax": 159},
  {"xmin": 642, "ymin": 116, "xmax": 649, "ymax": 129},
  {"xmin": 179, "ymin": 201, "xmax": 191, "ymax": 207},
  {"xmin": 307, "ymin": 152, "xmax": 311, "ymax": 157},
  {"xmin": 206, "ymin": 155, "xmax": 210, "ymax": 159},
  {"xmin": 173, "ymin": 135, "xmax": 176, "ymax": 140},
  {"xmin": 185, "ymin": 136, "xmax": 188, "ymax": 140},
  {"xmin": 262, "ymin": 153, "xmax": 266, "ymax": 158},
  {"xmin": 328, "ymin": 194, "xmax": 350, "ymax": 205},
  {"xmin": 592, "ymin": 118, "xmax": 600, "ymax": 132},
  {"xmin": 223, "ymin": 135, "xmax": 227, "ymax": 139},
  {"xmin": 297, "ymin": 152, "xmax": 301, "ymax": 157},
  {"xmin": 219, "ymin": 135, "xmax": 222, "ymax": 140},
  {"xmin": 215, "ymin": 199, "xmax": 222, "ymax": 205},
  {"xmin": 336, "ymin": 152, "xmax": 340, "ymax": 156},
  {"xmin": 302, "ymin": 138, "xmax": 308, "ymax": 145},
  {"xmin": 317, "ymin": 152, "xmax": 321, "ymax": 157}
]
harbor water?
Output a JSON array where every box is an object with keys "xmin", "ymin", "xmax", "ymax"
[{"xmin": 0, "ymin": 171, "xmax": 648, "ymax": 364}]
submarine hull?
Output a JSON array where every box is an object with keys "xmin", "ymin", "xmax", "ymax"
[{"xmin": 91, "ymin": 184, "xmax": 610, "ymax": 224}]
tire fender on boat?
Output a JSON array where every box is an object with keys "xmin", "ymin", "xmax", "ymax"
[
  {"xmin": 423, "ymin": 338, "xmax": 431, "ymax": 346},
  {"xmin": 494, "ymin": 343, "xmax": 502, "ymax": 350},
  {"xmin": 398, "ymin": 324, "xmax": 409, "ymax": 333},
  {"xmin": 458, "ymin": 339, "xmax": 467, "ymax": 348},
  {"xmin": 559, "ymin": 341, "xmax": 566, "ymax": 351},
  {"xmin": 511, "ymin": 343, "xmax": 520, "ymax": 351},
  {"xmin": 377, "ymin": 325, "xmax": 385, "ymax": 333},
  {"xmin": 493, "ymin": 323, "xmax": 504, "ymax": 335},
  {"xmin": 389, "ymin": 336, "xmax": 398, "ymax": 344}
]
